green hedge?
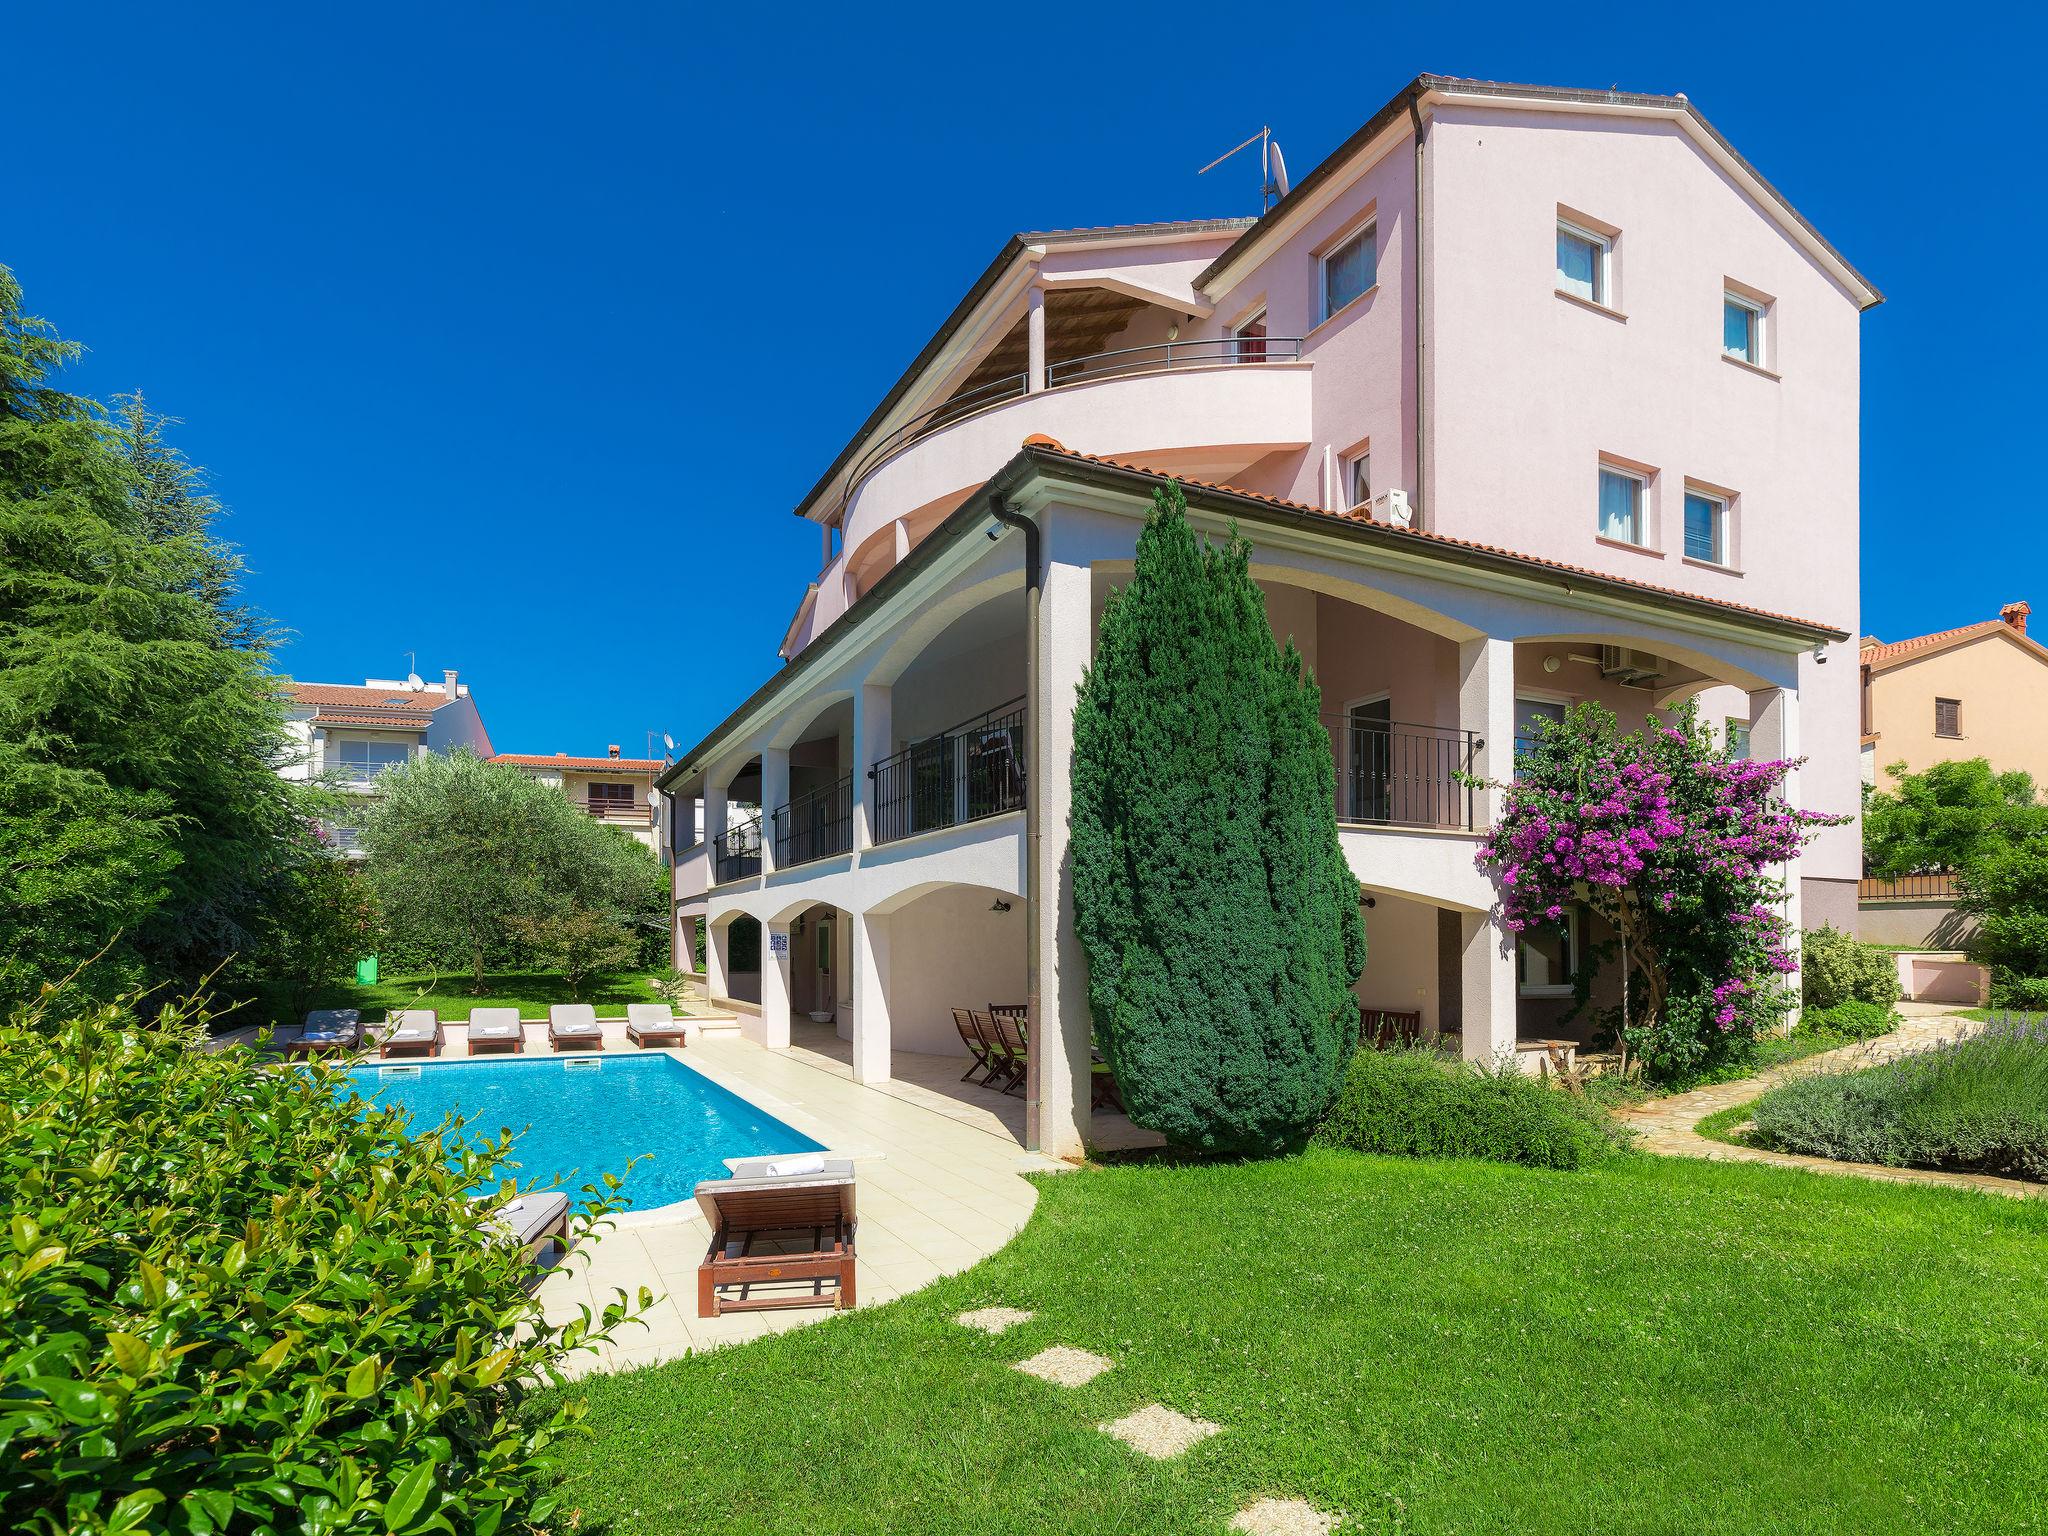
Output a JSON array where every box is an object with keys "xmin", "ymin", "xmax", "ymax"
[
  {"xmin": 0, "ymin": 991, "xmax": 646, "ymax": 1534},
  {"xmin": 1803, "ymin": 999, "xmax": 1899, "ymax": 1040},
  {"xmin": 1311, "ymin": 1044, "xmax": 1623, "ymax": 1171},
  {"xmin": 1801, "ymin": 925, "xmax": 1902, "ymax": 1011},
  {"xmin": 1993, "ymin": 975, "xmax": 2048, "ymax": 1011},
  {"xmin": 1749, "ymin": 1014, "xmax": 2048, "ymax": 1177}
]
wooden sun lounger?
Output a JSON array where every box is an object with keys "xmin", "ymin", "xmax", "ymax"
[
  {"xmin": 376, "ymin": 1008, "xmax": 443, "ymax": 1058},
  {"xmin": 285, "ymin": 1009, "xmax": 363, "ymax": 1055},
  {"xmin": 626, "ymin": 1002, "xmax": 690, "ymax": 1048},
  {"xmin": 466, "ymin": 1007, "xmax": 526, "ymax": 1055},
  {"xmin": 695, "ymin": 1157, "xmax": 857, "ymax": 1318},
  {"xmin": 547, "ymin": 1004, "xmax": 605, "ymax": 1051},
  {"xmin": 476, "ymin": 1190, "xmax": 571, "ymax": 1263}
]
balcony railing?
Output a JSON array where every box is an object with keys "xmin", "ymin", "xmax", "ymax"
[
  {"xmin": 1858, "ymin": 871, "xmax": 1959, "ymax": 901},
  {"xmin": 1331, "ymin": 718, "xmax": 1480, "ymax": 831},
  {"xmin": 870, "ymin": 698, "xmax": 1026, "ymax": 846},
  {"xmin": 585, "ymin": 798, "xmax": 647, "ymax": 822},
  {"xmin": 713, "ymin": 816, "xmax": 762, "ymax": 883},
  {"xmin": 840, "ymin": 338, "xmax": 1303, "ymax": 510},
  {"xmin": 772, "ymin": 774, "xmax": 853, "ymax": 867}
]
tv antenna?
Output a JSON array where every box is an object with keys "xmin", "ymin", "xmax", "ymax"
[{"xmin": 1198, "ymin": 125, "xmax": 1289, "ymax": 211}]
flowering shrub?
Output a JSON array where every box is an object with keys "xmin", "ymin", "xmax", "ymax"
[{"xmin": 1475, "ymin": 702, "xmax": 1837, "ymax": 1080}]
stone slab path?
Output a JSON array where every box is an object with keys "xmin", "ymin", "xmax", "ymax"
[{"xmin": 1614, "ymin": 1004, "xmax": 2043, "ymax": 1199}]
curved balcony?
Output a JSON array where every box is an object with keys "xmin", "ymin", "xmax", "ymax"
[{"xmin": 807, "ymin": 341, "xmax": 1313, "ymax": 637}]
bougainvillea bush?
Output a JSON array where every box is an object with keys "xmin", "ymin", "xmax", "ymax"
[
  {"xmin": 1475, "ymin": 702, "xmax": 1836, "ymax": 1081},
  {"xmin": 0, "ymin": 990, "xmax": 646, "ymax": 1535}
]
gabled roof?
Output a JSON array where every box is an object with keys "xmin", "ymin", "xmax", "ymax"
[
  {"xmin": 494, "ymin": 753, "xmax": 663, "ymax": 773},
  {"xmin": 1861, "ymin": 616, "xmax": 2048, "ymax": 674},
  {"xmin": 315, "ymin": 711, "xmax": 437, "ymax": 729},
  {"xmin": 1195, "ymin": 75, "xmax": 1882, "ymax": 309},
  {"xmin": 291, "ymin": 681, "xmax": 457, "ymax": 713}
]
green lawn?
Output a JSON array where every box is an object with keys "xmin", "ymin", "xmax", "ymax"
[
  {"xmin": 230, "ymin": 969, "xmax": 693, "ymax": 1031},
  {"xmin": 553, "ymin": 1151, "xmax": 2048, "ymax": 1535}
]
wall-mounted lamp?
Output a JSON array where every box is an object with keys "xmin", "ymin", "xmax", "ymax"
[
  {"xmin": 1166, "ymin": 322, "xmax": 1180, "ymax": 341},
  {"xmin": 1360, "ymin": 895, "xmax": 1377, "ymax": 909},
  {"xmin": 990, "ymin": 899, "xmax": 1012, "ymax": 914},
  {"xmin": 1813, "ymin": 642, "xmax": 1829, "ymax": 664},
  {"xmin": 1543, "ymin": 654, "xmax": 1562, "ymax": 674}
]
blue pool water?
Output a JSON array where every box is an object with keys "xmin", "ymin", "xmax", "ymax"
[{"xmin": 335, "ymin": 1055, "xmax": 823, "ymax": 1212}]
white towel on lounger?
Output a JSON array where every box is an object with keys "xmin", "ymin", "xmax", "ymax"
[{"xmin": 765, "ymin": 1153, "xmax": 826, "ymax": 1178}]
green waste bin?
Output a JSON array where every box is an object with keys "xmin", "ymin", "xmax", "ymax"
[{"xmin": 355, "ymin": 955, "xmax": 379, "ymax": 986}]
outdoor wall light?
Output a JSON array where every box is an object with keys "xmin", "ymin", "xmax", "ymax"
[
  {"xmin": 990, "ymin": 899, "xmax": 1012, "ymax": 913},
  {"xmin": 1543, "ymin": 654, "xmax": 1562, "ymax": 673}
]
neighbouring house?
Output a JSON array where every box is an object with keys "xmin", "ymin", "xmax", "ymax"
[
  {"xmin": 282, "ymin": 670, "xmax": 491, "ymax": 853},
  {"xmin": 494, "ymin": 747, "xmax": 665, "ymax": 850},
  {"xmin": 1860, "ymin": 602, "xmax": 2046, "ymax": 792},
  {"xmin": 656, "ymin": 75, "xmax": 1876, "ymax": 1157}
]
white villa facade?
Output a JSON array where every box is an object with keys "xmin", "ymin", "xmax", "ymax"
[{"xmin": 656, "ymin": 76, "xmax": 1876, "ymax": 1157}]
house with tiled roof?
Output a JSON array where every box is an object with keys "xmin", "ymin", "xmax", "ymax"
[
  {"xmin": 654, "ymin": 75, "xmax": 1874, "ymax": 1157},
  {"xmin": 282, "ymin": 670, "xmax": 491, "ymax": 851},
  {"xmin": 494, "ymin": 748, "xmax": 667, "ymax": 850},
  {"xmin": 1861, "ymin": 603, "xmax": 2047, "ymax": 792}
]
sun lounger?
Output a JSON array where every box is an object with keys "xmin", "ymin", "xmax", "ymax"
[
  {"xmin": 695, "ymin": 1156, "xmax": 857, "ymax": 1318},
  {"xmin": 626, "ymin": 1002, "xmax": 691, "ymax": 1048},
  {"xmin": 285, "ymin": 1008, "xmax": 362, "ymax": 1054},
  {"xmin": 466, "ymin": 1007, "xmax": 526, "ymax": 1055},
  {"xmin": 376, "ymin": 1008, "xmax": 443, "ymax": 1058},
  {"xmin": 477, "ymin": 1190, "xmax": 570, "ymax": 1263},
  {"xmin": 547, "ymin": 1004, "xmax": 604, "ymax": 1051}
]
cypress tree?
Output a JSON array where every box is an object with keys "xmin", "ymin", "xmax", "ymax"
[{"xmin": 1071, "ymin": 484, "xmax": 1364, "ymax": 1153}]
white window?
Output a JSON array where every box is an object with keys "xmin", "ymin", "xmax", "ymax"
[
  {"xmin": 334, "ymin": 738, "xmax": 413, "ymax": 783},
  {"xmin": 1725, "ymin": 718, "xmax": 1753, "ymax": 761},
  {"xmin": 1723, "ymin": 291, "xmax": 1765, "ymax": 364},
  {"xmin": 1513, "ymin": 695, "xmax": 1568, "ymax": 771},
  {"xmin": 1683, "ymin": 489, "xmax": 1728, "ymax": 565},
  {"xmin": 1231, "ymin": 307, "xmax": 1268, "ymax": 363},
  {"xmin": 1343, "ymin": 449, "xmax": 1371, "ymax": 510},
  {"xmin": 1519, "ymin": 910, "xmax": 1579, "ymax": 997},
  {"xmin": 1320, "ymin": 224, "xmax": 1376, "ymax": 320},
  {"xmin": 1598, "ymin": 465, "xmax": 1646, "ymax": 546},
  {"xmin": 1556, "ymin": 220, "xmax": 1611, "ymax": 305}
]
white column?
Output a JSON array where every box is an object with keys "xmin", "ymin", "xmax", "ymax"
[
  {"xmin": 705, "ymin": 785, "xmax": 729, "ymax": 853},
  {"xmin": 852, "ymin": 681, "xmax": 892, "ymax": 850},
  {"xmin": 849, "ymin": 908, "xmax": 892, "ymax": 1082},
  {"xmin": 892, "ymin": 518, "xmax": 910, "ymax": 565},
  {"xmin": 1749, "ymin": 683, "xmax": 1804, "ymax": 1024},
  {"xmin": 759, "ymin": 748, "xmax": 790, "ymax": 872},
  {"xmin": 1026, "ymin": 283, "xmax": 1047, "ymax": 393},
  {"xmin": 1458, "ymin": 635, "xmax": 1516, "ymax": 828},
  {"xmin": 1032, "ymin": 538, "xmax": 1092, "ymax": 1157},
  {"xmin": 674, "ymin": 912, "xmax": 701, "ymax": 975},
  {"xmin": 706, "ymin": 917, "xmax": 730, "ymax": 1000},
  {"xmin": 760, "ymin": 920, "xmax": 793, "ymax": 1049},
  {"xmin": 1459, "ymin": 909, "xmax": 1518, "ymax": 1065}
]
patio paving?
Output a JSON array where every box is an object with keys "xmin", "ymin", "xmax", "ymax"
[{"xmin": 537, "ymin": 1024, "xmax": 1135, "ymax": 1375}]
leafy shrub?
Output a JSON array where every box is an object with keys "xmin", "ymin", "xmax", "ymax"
[
  {"xmin": 1749, "ymin": 1015, "xmax": 2048, "ymax": 1177},
  {"xmin": 1800, "ymin": 925, "xmax": 1902, "ymax": 1011},
  {"xmin": 0, "ymin": 989, "xmax": 646, "ymax": 1534},
  {"xmin": 1803, "ymin": 998, "xmax": 1898, "ymax": 1040},
  {"xmin": 1311, "ymin": 1044, "xmax": 1623, "ymax": 1170},
  {"xmin": 1994, "ymin": 975, "xmax": 2048, "ymax": 1011}
]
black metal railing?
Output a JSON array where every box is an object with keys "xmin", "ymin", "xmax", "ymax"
[
  {"xmin": 1329, "ymin": 718, "xmax": 1480, "ymax": 831},
  {"xmin": 870, "ymin": 698, "xmax": 1026, "ymax": 846},
  {"xmin": 713, "ymin": 815, "xmax": 762, "ymax": 883},
  {"xmin": 838, "ymin": 338, "xmax": 1304, "ymax": 512},
  {"xmin": 772, "ymin": 774, "xmax": 853, "ymax": 867}
]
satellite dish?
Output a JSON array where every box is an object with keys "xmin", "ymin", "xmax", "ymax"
[
  {"xmin": 405, "ymin": 672, "xmax": 424, "ymax": 691},
  {"xmin": 662, "ymin": 733, "xmax": 676, "ymax": 752},
  {"xmin": 1267, "ymin": 141, "xmax": 1290, "ymax": 201}
]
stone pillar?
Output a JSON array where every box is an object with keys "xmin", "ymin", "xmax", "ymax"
[
  {"xmin": 849, "ymin": 907, "xmax": 892, "ymax": 1083},
  {"xmin": 1749, "ymin": 683, "xmax": 1804, "ymax": 1024},
  {"xmin": 759, "ymin": 748, "xmax": 790, "ymax": 872},
  {"xmin": 1026, "ymin": 283, "xmax": 1047, "ymax": 393},
  {"xmin": 1031, "ymin": 534, "xmax": 1092, "ymax": 1157},
  {"xmin": 1457, "ymin": 635, "xmax": 1516, "ymax": 828},
  {"xmin": 1459, "ymin": 909, "xmax": 1518, "ymax": 1065},
  {"xmin": 852, "ymin": 681, "xmax": 893, "ymax": 850},
  {"xmin": 760, "ymin": 919, "xmax": 793, "ymax": 1049}
]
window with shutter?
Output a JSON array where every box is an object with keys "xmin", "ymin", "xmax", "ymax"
[{"xmin": 1935, "ymin": 698, "xmax": 1962, "ymax": 738}]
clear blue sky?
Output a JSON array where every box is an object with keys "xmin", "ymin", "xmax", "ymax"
[{"xmin": 9, "ymin": 2, "xmax": 2039, "ymax": 757}]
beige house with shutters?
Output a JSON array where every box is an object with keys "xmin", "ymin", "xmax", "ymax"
[{"xmin": 1860, "ymin": 602, "xmax": 2048, "ymax": 793}]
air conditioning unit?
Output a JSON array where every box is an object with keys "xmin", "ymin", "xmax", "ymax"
[
  {"xmin": 1599, "ymin": 645, "xmax": 1667, "ymax": 689},
  {"xmin": 1370, "ymin": 488, "xmax": 1413, "ymax": 527}
]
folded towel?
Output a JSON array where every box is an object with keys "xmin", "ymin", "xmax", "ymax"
[{"xmin": 765, "ymin": 1152, "xmax": 826, "ymax": 1178}]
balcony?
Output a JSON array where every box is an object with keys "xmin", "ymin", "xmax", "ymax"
[
  {"xmin": 714, "ymin": 816, "xmax": 763, "ymax": 883},
  {"xmin": 1332, "ymin": 719, "xmax": 1481, "ymax": 832},
  {"xmin": 869, "ymin": 698, "xmax": 1026, "ymax": 846},
  {"xmin": 584, "ymin": 797, "xmax": 648, "ymax": 823},
  {"xmin": 772, "ymin": 774, "xmax": 853, "ymax": 867}
]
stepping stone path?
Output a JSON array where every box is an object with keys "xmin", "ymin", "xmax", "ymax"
[
  {"xmin": 1230, "ymin": 1498, "xmax": 1339, "ymax": 1536},
  {"xmin": 1014, "ymin": 1344, "xmax": 1115, "ymax": 1388},
  {"xmin": 955, "ymin": 1306, "xmax": 1034, "ymax": 1336},
  {"xmin": 1099, "ymin": 1403, "xmax": 1222, "ymax": 1460}
]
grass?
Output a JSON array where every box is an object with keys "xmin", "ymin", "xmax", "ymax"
[
  {"xmin": 227, "ymin": 969, "xmax": 689, "ymax": 1031},
  {"xmin": 551, "ymin": 1152, "xmax": 2048, "ymax": 1534},
  {"xmin": 1692, "ymin": 1097, "xmax": 1762, "ymax": 1147}
]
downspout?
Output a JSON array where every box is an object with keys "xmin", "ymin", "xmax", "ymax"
[
  {"xmin": 1407, "ymin": 92, "xmax": 1428, "ymax": 525},
  {"xmin": 987, "ymin": 491, "xmax": 1045, "ymax": 1149}
]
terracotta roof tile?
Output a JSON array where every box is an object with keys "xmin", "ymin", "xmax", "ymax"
[
  {"xmin": 292, "ymin": 682, "xmax": 457, "ymax": 712},
  {"xmin": 1860, "ymin": 622, "xmax": 2005, "ymax": 667},
  {"xmin": 1025, "ymin": 441, "xmax": 1848, "ymax": 637},
  {"xmin": 314, "ymin": 711, "xmax": 436, "ymax": 729},
  {"xmin": 493, "ymin": 753, "xmax": 663, "ymax": 773}
]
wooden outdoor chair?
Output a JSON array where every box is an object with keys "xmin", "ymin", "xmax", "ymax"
[
  {"xmin": 986, "ymin": 1006, "xmax": 1028, "ymax": 1096},
  {"xmin": 695, "ymin": 1156, "xmax": 857, "ymax": 1318},
  {"xmin": 952, "ymin": 1007, "xmax": 1001, "ymax": 1084},
  {"xmin": 1359, "ymin": 1005, "xmax": 1424, "ymax": 1049}
]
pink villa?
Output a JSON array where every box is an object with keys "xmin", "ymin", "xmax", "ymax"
[{"xmin": 656, "ymin": 76, "xmax": 1879, "ymax": 1157}]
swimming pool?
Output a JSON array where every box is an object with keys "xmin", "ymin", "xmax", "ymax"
[{"xmin": 335, "ymin": 1054, "xmax": 824, "ymax": 1213}]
